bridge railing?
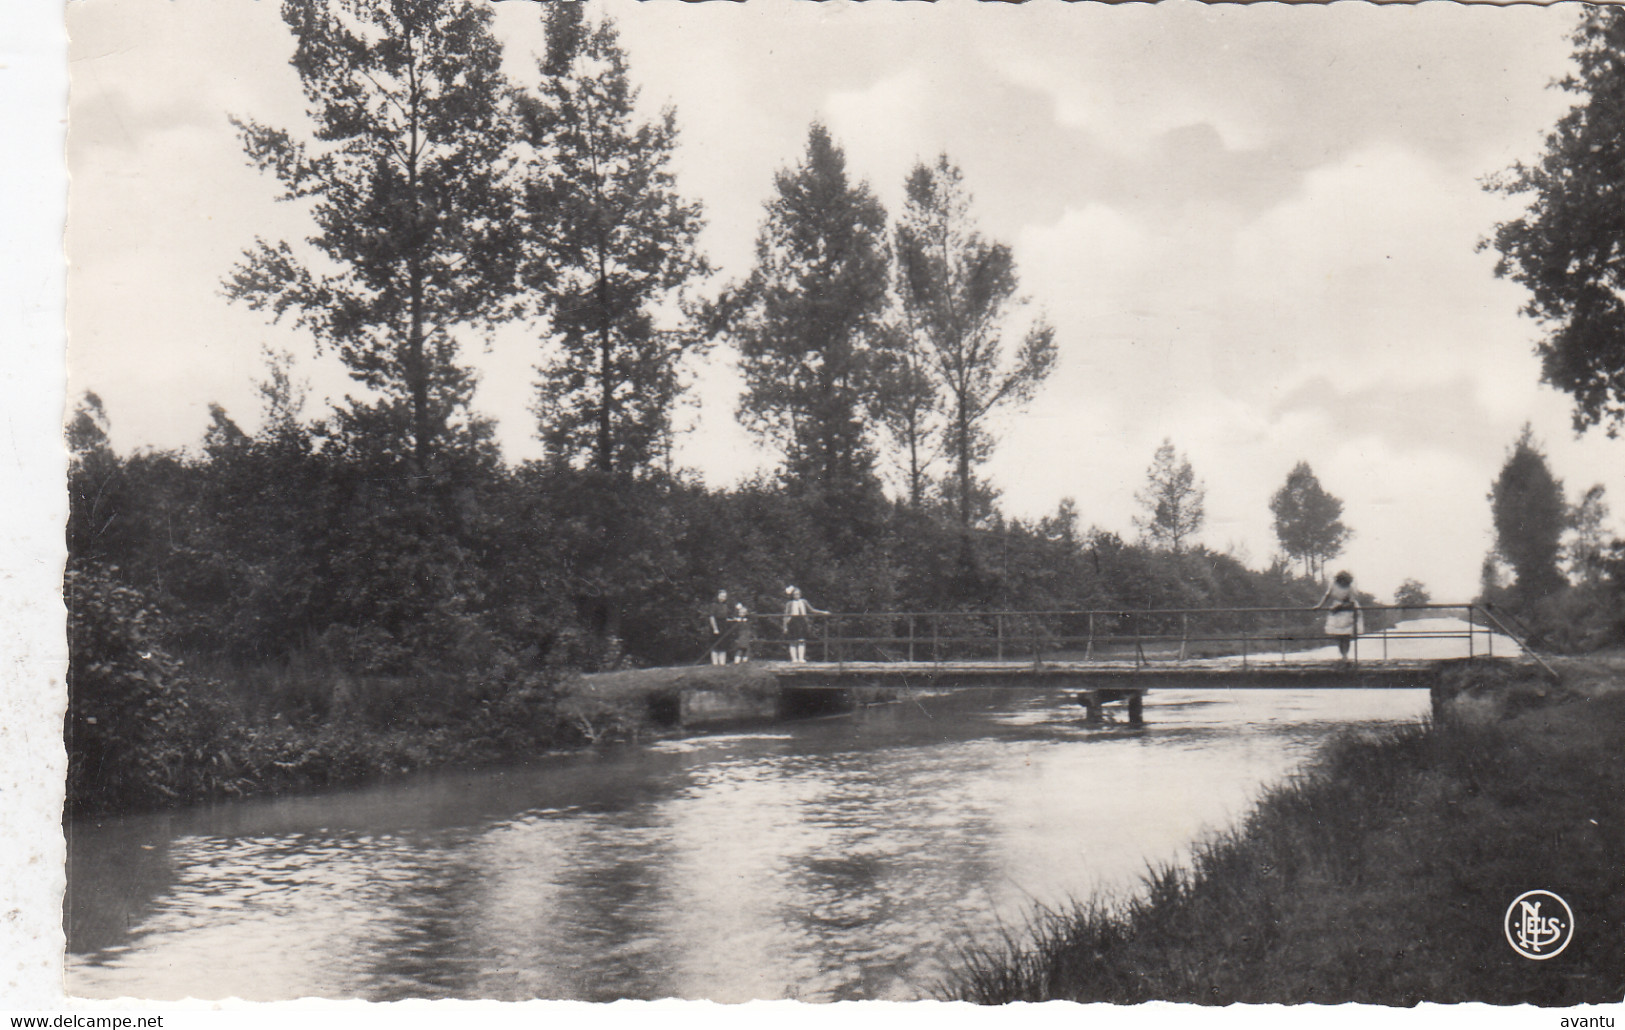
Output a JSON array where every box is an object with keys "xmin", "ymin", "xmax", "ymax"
[{"xmin": 742, "ymin": 603, "xmax": 1516, "ymax": 665}]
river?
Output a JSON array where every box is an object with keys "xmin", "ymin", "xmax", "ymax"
[{"xmin": 66, "ymin": 685, "xmax": 1429, "ymax": 1002}]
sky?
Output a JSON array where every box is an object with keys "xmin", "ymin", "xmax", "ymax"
[{"xmin": 63, "ymin": 0, "xmax": 1625, "ymax": 603}]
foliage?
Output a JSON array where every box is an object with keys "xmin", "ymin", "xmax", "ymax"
[
  {"xmin": 1488, "ymin": 425, "xmax": 1568, "ymax": 608},
  {"xmin": 66, "ymin": 392, "xmax": 122, "ymax": 567},
  {"xmin": 1133, "ymin": 439, "xmax": 1206, "ymax": 553},
  {"xmin": 870, "ymin": 315, "xmax": 938, "ymax": 509},
  {"xmin": 65, "ymin": 564, "xmax": 207, "ymax": 812},
  {"xmin": 1392, "ymin": 578, "xmax": 1430, "ymax": 609},
  {"xmin": 1483, "ymin": 7, "xmax": 1625, "ymax": 435},
  {"xmin": 225, "ymin": 0, "xmax": 519, "ymax": 472},
  {"xmin": 893, "ymin": 155, "xmax": 1057, "ymax": 525},
  {"xmin": 727, "ymin": 123, "xmax": 895, "ymax": 554},
  {"xmin": 1565, "ymin": 483, "xmax": 1611, "ymax": 584},
  {"xmin": 1269, "ymin": 461, "xmax": 1350, "ymax": 579},
  {"xmin": 519, "ymin": 5, "xmax": 708, "ymax": 475},
  {"xmin": 66, "ymin": 390, "xmax": 1357, "ymax": 813}
]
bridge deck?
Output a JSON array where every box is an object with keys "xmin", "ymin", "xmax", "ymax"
[{"xmin": 759, "ymin": 656, "xmax": 1522, "ymax": 691}]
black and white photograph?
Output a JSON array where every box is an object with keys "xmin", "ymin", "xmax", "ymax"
[{"xmin": 10, "ymin": 0, "xmax": 1625, "ymax": 1015}]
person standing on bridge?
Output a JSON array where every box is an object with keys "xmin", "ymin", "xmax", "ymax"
[
  {"xmin": 706, "ymin": 589, "xmax": 732, "ymax": 666},
  {"xmin": 1314, "ymin": 570, "xmax": 1363, "ymax": 660},
  {"xmin": 730, "ymin": 601, "xmax": 753, "ymax": 664},
  {"xmin": 782, "ymin": 585, "xmax": 828, "ymax": 663}
]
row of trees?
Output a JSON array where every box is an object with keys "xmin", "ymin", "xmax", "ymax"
[
  {"xmin": 80, "ymin": 0, "xmax": 1625, "ymax": 679},
  {"xmin": 59, "ymin": 0, "xmax": 1368, "ymax": 708},
  {"xmin": 62, "ymin": 0, "xmax": 1071, "ymax": 678},
  {"xmin": 70, "ymin": 385, "xmax": 1340, "ymax": 673},
  {"xmin": 1131, "ymin": 440, "xmax": 1354, "ymax": 582},
  {"xmin": 228, "ymin": 2, "xmax": 1055, "ymax": 539}
]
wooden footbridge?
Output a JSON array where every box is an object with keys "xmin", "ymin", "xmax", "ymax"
[{"xmin": 708, "ymin": 603, "xmax": 1547, "ymax": 725}]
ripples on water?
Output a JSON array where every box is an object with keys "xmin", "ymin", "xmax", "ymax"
[{"xmin": 66, "ymin": 687, "xmax": 1427, "ymax": 1002}]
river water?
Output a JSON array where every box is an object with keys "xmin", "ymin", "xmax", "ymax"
[{"xmin": 66, "ymin": 686, "xmax": 1429, "ymax": 1002}]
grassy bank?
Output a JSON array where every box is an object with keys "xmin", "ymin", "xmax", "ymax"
[{"xmin": 945, "ymin": 659, "xmax": 1625, "ymax": 1005}]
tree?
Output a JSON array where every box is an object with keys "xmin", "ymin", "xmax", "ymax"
[
  {"xmin": 729, "ymin": 124, "xmax": 894, "ymax": 544},
  {"xmin": 1393, "ymin": 578, "xmax": 1431, "ymax": 610},
  {"xmin": 519, "ymin": 5, "xmax": 707, "ymax": 476},
  {"xmin": 871, "ymin": 316, "xmax": 938, "ymax": 510},
  {"xmin": 1566, "ymin": 483, "xmax": 1611, "ymax": 584},
  {"xmin": 1134, "ymin": 440, "xmax": 1206, "ymax": 553},
  {"xmin": 1479, "ymin": 554, "xmax": 1509, "ymax": 607},
  {"xmin": 226, "ymin": 0, "xmax": 519, "ymax": 475},
  {"xmin": 1483, "ymin": 7, "xmax": 1625, "ymax": 436},
  {"xmin": 895, "ymin": 155, "xmax": 1056, "ymax": 526},
  {"xmin": 1269, "ymin": 461, "xmax": 1351, "ymax": 579},
  {"xmin": 66, "ymin": 392, "xmax": 119, "ymax": 568},
  {"xmin": 1489, "ymin": 425, "xmax": 1568, "ymax": 606}
]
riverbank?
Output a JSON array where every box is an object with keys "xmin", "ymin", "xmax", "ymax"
[
  {"xmin": 73, "ymin": 649, "xmax": 941, "ymax": 816},
  {"xmin": 945, "ymin": 657, "xmax": 1625, "ymax": 1005}
]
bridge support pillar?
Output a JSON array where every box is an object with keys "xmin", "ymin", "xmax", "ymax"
[
  {"xmin": 1079, "ymin": 691, "xmax": 1104, "ymax": 724},
  {"xmin": 1127, "ymin": 691, "xmax": 1144, "ymax": 727}
]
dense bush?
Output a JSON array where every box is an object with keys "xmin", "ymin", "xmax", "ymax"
[
  {"xmin": 65, "ymin": 564, "xmax": 217, "ymax": 811},
  {"xmin": 64, "ymin": 392, "xmax": 1375, "ymax": 813}
]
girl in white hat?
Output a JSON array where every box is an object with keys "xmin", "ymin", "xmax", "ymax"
[{"xmin": 781, "ymin": 585, "xmax": 827, "ymax": 663}]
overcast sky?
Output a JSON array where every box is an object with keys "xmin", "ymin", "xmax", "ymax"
[{"xmin": 65, "ymin": 0, "xmax": 1625, "ymax": 602}]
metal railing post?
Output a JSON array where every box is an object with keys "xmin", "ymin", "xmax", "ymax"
[
  {"xmin": 996, "ymin": 613, "xmax": 1004, "ymax": 661},
  {"xmin": 908, "ymin": 615, "xmax": 916, "ymax": 662},
  {"xmin": 1086, "ymin": 612, "xmax": 1095, "ymax": 661}
]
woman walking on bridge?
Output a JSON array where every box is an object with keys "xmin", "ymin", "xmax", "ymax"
[
  {"xmin": 782, "ymin": 586, "xmax": 828, "ymax": 664},
  {"xmin": 1314, "ymin": 570, "xmax": 1363, "ymax": 660}
]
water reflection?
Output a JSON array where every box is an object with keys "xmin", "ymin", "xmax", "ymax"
[{"xmin": 67, "ymin": 687, "xmax": 1427, "ymax": 1001}]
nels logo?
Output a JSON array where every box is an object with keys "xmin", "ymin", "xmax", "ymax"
[{"xmin": 1504, "ymin": 890, "xmax": 1575, "ymax": 960}]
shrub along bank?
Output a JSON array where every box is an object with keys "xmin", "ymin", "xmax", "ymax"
[
  {"xmin": 64, "ymin": 564, "xmax": 660, "ymax": 817},
  {"xmin": 945, "ymin": 659, "xmax": 1625, "ymax": 1006}
]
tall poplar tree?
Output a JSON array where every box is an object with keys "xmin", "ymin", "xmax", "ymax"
[
  {"xmin": 1489, "ymin": 425, "xmax": 1568, "ymax": 606},
  {"xmin": 226, "ymin": 0, "xmax": 518, "ymax": 475},
  {"xmin": 520, "ymin": 5, "xmax": 707, "ymax": 476},
  {"xmin": 895, "ymin": 155, "xmax": 1056, "ymax": 526},
  {"xmin": 731, "ymin": 124, "xmax": 894, "ymax": 529}
]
